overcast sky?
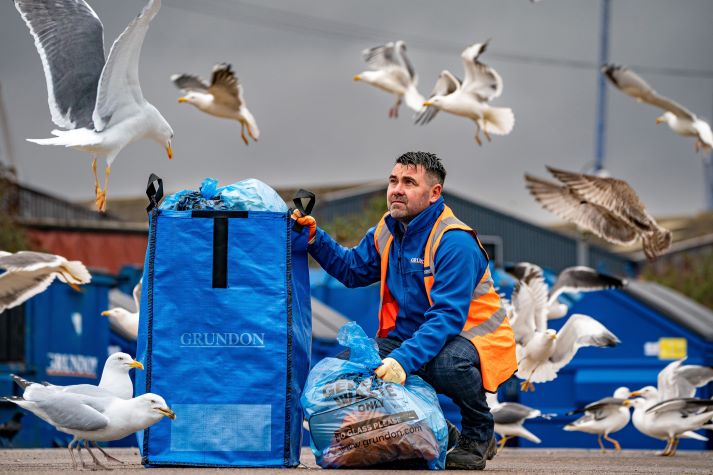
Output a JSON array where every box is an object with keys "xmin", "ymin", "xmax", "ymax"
[{"xmin": 1, "ymin": 0, "xmax": 712, "ymax": 224}]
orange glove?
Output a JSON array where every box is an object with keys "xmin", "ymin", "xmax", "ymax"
[
  {"xmin": 375, "ymin": 357, "xmax": 406, "ymax": 385},
  {"xmin": 291, "ymin": 209, "xmax": 317, "ymax": 244}
]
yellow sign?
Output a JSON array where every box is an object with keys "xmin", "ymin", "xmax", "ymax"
[{"xmin": 658, "ymin": 338, "xmax": 687, "ymax": 360}]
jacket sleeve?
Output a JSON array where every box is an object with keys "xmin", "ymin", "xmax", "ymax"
[
  {"xmin": 307, "ymin": 226, "xmax": 381, "ymax": 288},
  {"xmin": 388, "ymin": 230, "xmax": 488, "ymax": 374}
]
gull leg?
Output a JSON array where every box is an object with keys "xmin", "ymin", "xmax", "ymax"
[
  {"xmin": 597, "ymin": 434, "xmax": 606, "ymax": 453},
  {"xmin": 603, "ymin": 434, "xmax": 621, "ymax": 453},
  {"xmin": 496, "ymin": 435, "xmax": 511, "ymax": 454},
  {"xmin": 520, "ymin": 369, "xmax": 536, "ymax": 392},
  {"xmin": 240, "ymin": 121, "xmax": 249, "ymax": 145},
  {"xmin": 84, "ymin": 440, "xmax": 110, "ymax": 470},
  {"xmin": 669, "ymin": 437, "xmax": 679, "ymax": 456},
  {"xmin": 659, "ymin": 437, "xmax": 673, "ymax": 456},
  {"xmin": 92, "ymin": 441, "xmax": 124, "ymax": 464},
  {"xmin": 483, "ymin": 123, "xmax": 492, "ymax": 142},
  {"xmin": 67, "ymin": 438, "xmax": 79, "ymax": 470},
  {"xmin": 92, "ymin": 158, "xmax": 105, "ymax": 212},
  {"xmin": 76, "ymin": 440, "xmax": 89, "ymax": 468},
  {"xmin": 474, "ymin": 123, "xmax": 483, "ymax": 146}
]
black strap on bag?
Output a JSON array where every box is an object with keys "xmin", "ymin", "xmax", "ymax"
[
  {"xmin": 145, "ymin": 173, "xmax": 164, "ymax": 213},
  {"xmin": 291, "ymin": 189, "xmax": 316, "ymax": 232}
]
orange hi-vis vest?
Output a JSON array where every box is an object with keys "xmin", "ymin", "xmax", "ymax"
[{"xmin": 373, "ymin": 205, "xmax": 517, "ymax": 392}]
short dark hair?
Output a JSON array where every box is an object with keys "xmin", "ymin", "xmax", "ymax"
[{"xmin": 395, "ymin": 151, "xmax": 446, "ymax": 185}]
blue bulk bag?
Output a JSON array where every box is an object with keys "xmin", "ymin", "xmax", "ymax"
[
  {"xmin": 135, "ymin": 175, "xmax": 313, "ymax": 467},
  {"xmin": 301, "ymin": 322, "xmax": 448, "ymax": 470}
]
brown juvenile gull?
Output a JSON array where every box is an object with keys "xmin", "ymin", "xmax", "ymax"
[
  {"xmin": 0, "ymin": 251, "xmax": 91, "ymax": 313},
  {"xmin": 417, "ymin": 40, "xmax": 514, "ymax": 145},
  {"xmin": 354, "ymin": 40, "xmax": 424, "ymax": 118},
  {"xmin": 14, "ymin": 0, "xmax": 174, "ymax": 212},
  {"xmin": 172, "ymin": 63, "xmax": 259, "ymax": 145},
  {"xmin": 603, "ymin": 64, "xmax": 712, "ymax": 153},
  {"xmin": 525, "ymin": 166, "xmax": 672, "ymax": 260}
]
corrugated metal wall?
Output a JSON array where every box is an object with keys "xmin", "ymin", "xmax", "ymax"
[{"xmin": 314, "ymin": 186, "xmax": 634, "ymax": 275}]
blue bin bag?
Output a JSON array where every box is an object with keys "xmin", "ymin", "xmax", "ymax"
[
  {"xmin": 160, "ymin": 177, "xmax": 288, "ymax": 212},
  {"xmin": 301, "ymin": 322, "xmax": 447, "ymax": 469},
  {"xmin": 135, "ymin": 182, "xmax": 312, "ymax": 467}
]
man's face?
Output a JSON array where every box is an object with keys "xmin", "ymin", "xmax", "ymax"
[{"xmin": 387, "ymin": 164, "xmax": 442, "ymax": 223}]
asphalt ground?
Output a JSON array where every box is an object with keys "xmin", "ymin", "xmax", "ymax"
[{"xmin": 0, "ymin": 447, "xmax": 712, "ymax": 474}]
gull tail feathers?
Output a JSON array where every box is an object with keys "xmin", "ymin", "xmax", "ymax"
[
  {"xmin": 482, "ymin": 106, "xmax": 515, "ymax": 135},
  {"xmin": 681, "ymin": 431, "xmax": 708, "ymax": 441},
  {"xmin": 515, "ymin": 427, "xmax": 541, "ymax": 444},
  {"xmin": 404, "ymin": 85, "xmax": 425, "ymax": 113},
  {"xmin": 27, "ymin": 128, "xmax": 101, "ymax": 147}
]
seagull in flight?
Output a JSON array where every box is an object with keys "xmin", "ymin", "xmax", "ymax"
[
  {"xmin": 0, "ymin": 251, "xmax": 91, "ymax": 313},
  {"xmin": 172, "ymin": 63, "xmax": 259, "ymax": 145},
  {"xmin": 14, "ymin": 0, "xmax": 174, "ymax": 212},
  {"xmin": 416, "ymin": 40, "xmax": 514, "ymax": 145},
  {"xmin": 354, "ymin": 40, "xmax": 424, "ymax": 118},
  {"xmin": 525, "ymin": 166, "xmax": 672, "ymax": 260},
  {"xmin": 603, "ymin": 64, "xmax": 712, "ymax": 153}
]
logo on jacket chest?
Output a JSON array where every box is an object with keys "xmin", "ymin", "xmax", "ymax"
[{"xmin": 409, "ymin": 257, "xmax": 424, "ymax": 265}]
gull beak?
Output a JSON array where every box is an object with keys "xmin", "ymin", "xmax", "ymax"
[
  {"xmin": 101, "ymin": 310, "xmax": 111, "ymax": 317},
  {"xmin": 129, "ymin": 360, "xmax": 144, "ymax": 370},
  {"xmin": 166, "ymin": 143, "xmax": 173, "ymax": 160},
  {"xmin": 628, "ymin": 390, "xmax": 641, "ymax": 398},
  {"xmin": 550, "ymin": 334, "xmax": 558, "ymax": 341},
  {"xmin": 177, "ymin": 97, "xmax": 188, "ymax": 103},
  {"xmin": 158, "ymin": 407, "xmax": 176, "ymax": 420},
  {"xmin": 622, "ymin": 400, "xmax": 632, "ymax": 407},
  {"xmin": 423, "ymin": 101, "xmax": 433, "ymax": 107},
  {"xmin": 353, "ymin": 74, "xmax": 362, "ymax": 81},
  {"xmin": 655, "ymin": 116, "xmax": 665, "ymax": 125}
]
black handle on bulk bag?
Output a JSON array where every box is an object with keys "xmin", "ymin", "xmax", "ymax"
[
  {"xmin": 291, "ymin": 189, "xmax": 316, "ymax": 232},
  {"xmin": 145, "ymin": 173, "xmax": 164, "ymax": 213}
]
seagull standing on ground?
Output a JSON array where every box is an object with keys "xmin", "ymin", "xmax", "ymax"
[
  {"xmin": 602, "ymin": 64, "xmax": 713, "ymax": 152},
  {"xmin": 14, "ymin": 0, "xmax": 174, "ymax": 212},
  {"xmin": 417, "ymin": 40, "xmax": 514, "ymax": 145},
  {"xmin": 354, "ymin": 40, "xmax": 424, "ymax": 118},
  {"xmin": 4, "ymin": 387, "xmax": 174, "ymax": 469},
  {"xmin": 0, "ymin": 251, "xmax": 91, "ymax": 313},
  {"xmin": 564, "ymin": 387, "xmax": 631, "ymax": 452},
  {"xmin": 102, "ymin": 280, "xmax": 141, "ymax": 341},
  {"xmin": 172, "ymin": 63, "xmax": 259, "ymax": 145},
  {"xmin": 525, "ymin": 166, "xmax": 672, "ymax": 260},
  {"xmin": 486, "ymin": 393, "xmax": 543, "ymax": 452}
]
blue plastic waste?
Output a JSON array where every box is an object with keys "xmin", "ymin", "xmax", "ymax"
[
  {"xmin": 160, "ymin": 177, "xmax": 288, "ymax": 212},
  {"xmin": 301, "ymin": 322, "xmax": 448, "ymax": 470}
]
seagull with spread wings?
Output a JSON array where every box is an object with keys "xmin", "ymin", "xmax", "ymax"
[
  {"xmin": 510, "ymin": 270, "xmax": 620, "ymax": 391},
  {"xmin": 14, "ymin": 0, "xmax": 174, "ymax": 212},
  {"xmin": 656, "ymin": 358, "xmax": 713, "ymax": 401},
  {"xmin": 506, "ymin": 262, "xmax": 626, "ymax": 319},
  {"xmin": 416, "ymin": 40, "xmax": 514, "ymax": 145},
  {"xmin": 172, "ymin": 63, "xmax": 259, "ymax": 145},
  {"xmin": 603, "ymin": 64, "xmax": 712, "ymax": 153},
  {"xmin": 525, "ymin": 166, "xmax": 672, "ymax": 260},
  {"xmin": 0, "ymin": 251, "xmax": 91, "ymax": 313},
  {"xmin": 353, "ymin": 40, "xmax": 424, "ymax": 118}
]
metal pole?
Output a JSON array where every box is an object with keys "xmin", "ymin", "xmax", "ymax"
[{"xmin": 593, "ymin": 0, "xmax": 611, "ymax": 173}]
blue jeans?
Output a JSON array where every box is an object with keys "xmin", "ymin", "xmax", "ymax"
[{"xmin": 339, "ymin": 335, "xmax": 493, "ymax": 446}]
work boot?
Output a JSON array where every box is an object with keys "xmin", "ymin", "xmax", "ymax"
[
  {"xmin": 445, "ymin": 434, "xmax": 487, "ymax": 470},
  {"xmin": 485, "ymin": 436, "xmax": 497, "ymax": 460},
  {"xmin": 446, "ymin": 420, "xmax": 460, "ymax": 453}
]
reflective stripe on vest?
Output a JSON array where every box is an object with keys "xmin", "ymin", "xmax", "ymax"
[{"xmin": 373, "ymin": 205, "xmax": 517, "ymax": 392}]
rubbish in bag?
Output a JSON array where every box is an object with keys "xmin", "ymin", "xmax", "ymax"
[
  {"xmin": 159, "ymin": 177, "xmax": 288, "ymax": 212},
  {"xmin": 301, "ymin": 322, "xmax": 448, "ymax": 469}
]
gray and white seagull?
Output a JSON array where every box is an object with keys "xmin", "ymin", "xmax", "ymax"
[
  {"xmin": 14, "ymin": 0, "xmax": 174, "ymax": 212},
  {"xmin": 0, "ymin": 251, "xmax": 91, "ymax": 313},
  {"xmin": 603, "ymin": 64, "xmax": 713, "ymax": 153}
]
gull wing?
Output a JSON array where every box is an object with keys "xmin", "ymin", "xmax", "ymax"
[
  {"xmin": 93, "ymin": 0, "xmax": 162, "ymax": 131},
  {"xmin": 14, "ymin": 0, "xmax": 105, "ymax": 129},
  {"xmin": 460, "ymin": 41, "xmax": 503, "ymax": 102}
]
